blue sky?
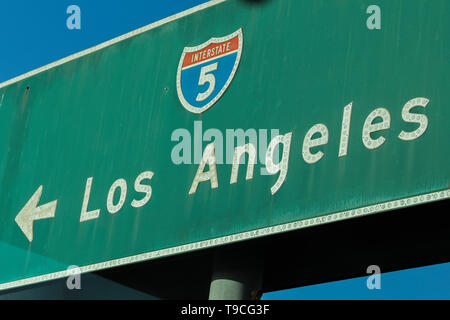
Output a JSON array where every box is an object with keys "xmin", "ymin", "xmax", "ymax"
[
  {"xmin": 0, "ymin": 1, "xmax": 448, "ymax": 299},
  {"xmin": 262, "ymin": 262, "xmax": 450, "ymax": 300}
]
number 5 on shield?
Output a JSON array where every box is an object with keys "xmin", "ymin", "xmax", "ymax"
[{"xmin": 196, "ymin": 62, "xmax": 218, "ymax": 101}]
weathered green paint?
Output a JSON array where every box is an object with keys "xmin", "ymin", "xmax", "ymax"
[{"xmin": 0, "ymin": 0, "xmax": 449, "ymax": 289}]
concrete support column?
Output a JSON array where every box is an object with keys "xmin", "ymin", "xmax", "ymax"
[{"xmin": 208, "ymin": 245, "xmax": 263, "ymax": 300}]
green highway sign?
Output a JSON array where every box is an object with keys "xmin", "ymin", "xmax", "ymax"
[{"xmin": 0, "ymin": 0, "xmax": 449, "ymax": 290}]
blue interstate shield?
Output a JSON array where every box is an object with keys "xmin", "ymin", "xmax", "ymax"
[{"xmin": 176, "ymin": 29, "xmax": 243, "ymax": 114}]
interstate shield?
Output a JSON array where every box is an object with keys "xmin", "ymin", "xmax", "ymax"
[{"xmin": 176, "ymin": 28, "xmax": 243, "ymax": 114}]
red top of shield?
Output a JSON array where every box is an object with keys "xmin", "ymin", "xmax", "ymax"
[{"xmin": 182, "ymin": 35, "xmax": 240, "ymax": 69}]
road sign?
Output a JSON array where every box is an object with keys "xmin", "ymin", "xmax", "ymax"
[{"xmin": 0, "ymin": 0, "xmax": 449, "ymax": 290}]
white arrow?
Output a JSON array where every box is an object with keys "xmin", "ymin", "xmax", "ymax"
[{"xmin": 15, "ymin": 186, "xmax": 57, "ymax": 242}]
